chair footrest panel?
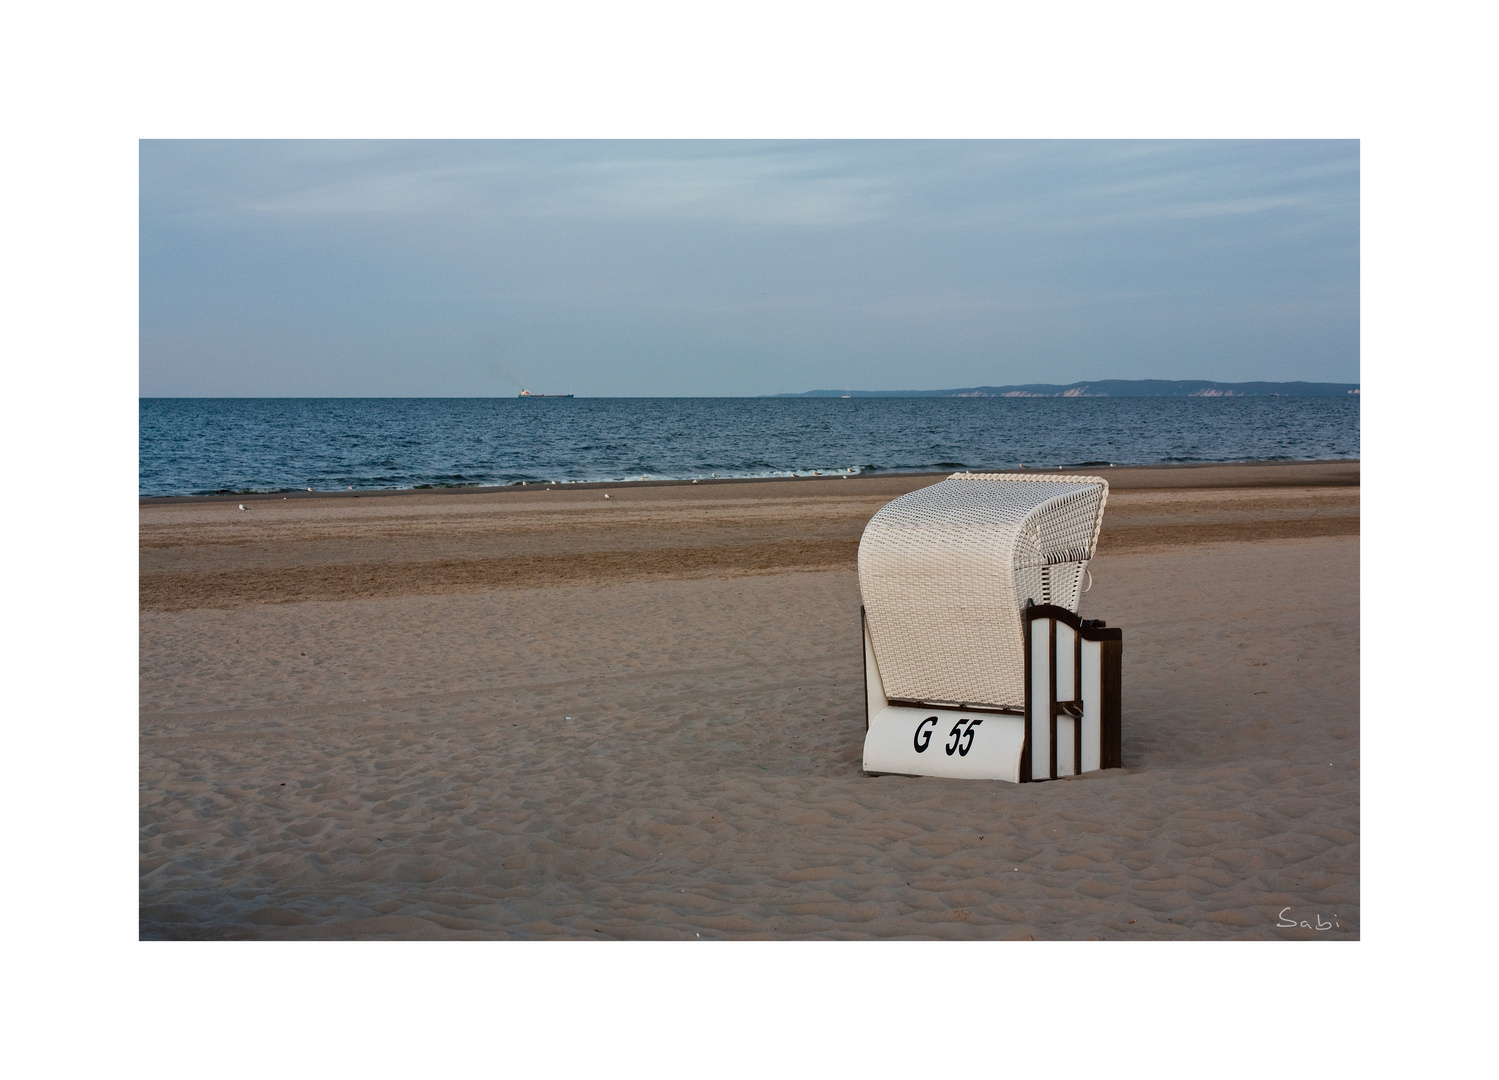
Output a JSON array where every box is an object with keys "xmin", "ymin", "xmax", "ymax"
[{"xmin": 863, "ymin": 706, "xmax": 1025, "ymax": 782}]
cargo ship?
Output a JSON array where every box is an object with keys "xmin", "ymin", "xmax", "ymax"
[{"xmin": 518, "ymin": 389, "xmax": 574, "ymax": 398}]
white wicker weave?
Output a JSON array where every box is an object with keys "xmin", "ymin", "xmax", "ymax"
[{"xmin": 858, "ymin": 472, "xmax": 1108, "ymax": 711}]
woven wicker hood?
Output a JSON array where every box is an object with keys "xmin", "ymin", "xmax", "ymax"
[{"xmin": 858, "ymin": 473, "xmax": 1108, "ymax": 711}]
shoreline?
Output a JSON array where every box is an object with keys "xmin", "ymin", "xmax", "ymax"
[
  {"xmin": 140, "ymin": 458, "xmax": 1359, "ymax": 505},
  {"xmin": 141, "ymin": 461, "xmax": 1358, "ymax": 612}
]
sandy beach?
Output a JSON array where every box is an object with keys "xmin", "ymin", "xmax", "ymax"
[{"xmin": 140, "ymin": 461, "xmax": 1359, "ymax": 939}]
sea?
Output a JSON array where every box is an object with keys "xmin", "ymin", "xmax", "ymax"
[{"xmin": 139, "ymin": 396, "xmax": 1360, "ymax": 498}]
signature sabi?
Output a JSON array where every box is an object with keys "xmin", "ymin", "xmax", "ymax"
[{"xmin": 1277, "ymin": 908, "xmax": 1344, "ymax": 930}]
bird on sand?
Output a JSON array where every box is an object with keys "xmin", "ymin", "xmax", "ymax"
[
  {"xmin": 604, "ymin": 493, "xmax": 612, "ymax": 499},
  {"xmin": 238, "ymin": 504, "xmax": 247, "ymax": 511}
]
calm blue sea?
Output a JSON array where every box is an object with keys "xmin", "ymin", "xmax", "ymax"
[{"xmin": 139, "ymin": 396, "xmax": 1360, "ymax": 498}]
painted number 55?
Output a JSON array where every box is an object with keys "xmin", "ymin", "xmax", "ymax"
[{"xmin": 945, "ymin": 718, "xmax": 982, "ymax": 756}]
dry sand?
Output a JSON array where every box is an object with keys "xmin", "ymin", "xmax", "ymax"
[{"xmin": 140, "ymin": 462, "xmax": 1359, "ymax": 939}]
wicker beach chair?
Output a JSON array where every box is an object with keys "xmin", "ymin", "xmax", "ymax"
[{"xmin": 858, "ymin": 472, "xmax": 1123, "ymax": 782}]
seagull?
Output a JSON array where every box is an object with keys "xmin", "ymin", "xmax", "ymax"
[
  {"xmin": 307, "ymin": 487, "xmax": 313, "ymax": 492},
  {"xmin": 238, "ymin": 503, "xmax": 247, "ymax": 511},
  {"xmin": 603, "ymin": 493, "xmax": 611, "ymax": 499},
  {"xmin": 692, "ymin": 479, "xmax": 698, "ymax": 484}
]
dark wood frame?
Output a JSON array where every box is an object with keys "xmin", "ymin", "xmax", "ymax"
[
  {"xmin": 1022, "ymin": 603, "xmax": 1123, "ymax": 782},
  {"xmin": 884, "ymin": 700, "xmax": 1024, "ymax": 716},
  {"xmin": 861, "ymin": 605, "xmax": 870, "ymax": 732}
]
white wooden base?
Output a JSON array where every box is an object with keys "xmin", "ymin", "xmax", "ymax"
[{"xmin": 864, "ymin": 704, "xmax": 1026, "ymax": 781}]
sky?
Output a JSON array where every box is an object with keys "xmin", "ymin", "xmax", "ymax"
[{"xmin": 140, "ymin": 140, "xmax": 1359, "ymax": 397}]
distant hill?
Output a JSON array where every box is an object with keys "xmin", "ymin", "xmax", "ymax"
[{"xmin": 775, "ymin": 380, "xmax": 1360, "ymax": 398}]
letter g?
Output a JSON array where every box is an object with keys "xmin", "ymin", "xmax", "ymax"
[{"xmin": 914, "ymin": 717, "xmax": 938, "ymax": 752}]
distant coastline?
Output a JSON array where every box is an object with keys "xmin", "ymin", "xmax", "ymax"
[{"xmin": 775, "ymin": 379, "xmax": 1360, "ymax": 398}]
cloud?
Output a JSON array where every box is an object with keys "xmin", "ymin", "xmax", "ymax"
[
  {"xmin": 152, "ymin": 140, "xmax": 1357, "ymax": 233},
  {"xmin": 148, "ymin": 141, "xmax": 900, "ymax": 228}
]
